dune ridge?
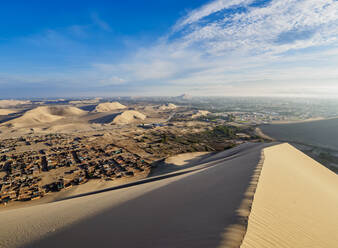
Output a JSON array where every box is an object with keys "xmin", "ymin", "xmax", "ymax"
[
  {"xmin": 5, "ymin": 106, "xmax": 87, "ymax": 127},
  {"xmin": 159, "ymin": 103, "xmax": 177, "ymax": 111},
  {"xmin": 240, "ymin": 143, "xmax": 338, "ymax": 248},
  {"xmin": 0, "ymin": 109, "xmax": 18, "ymax": 115},
  {"xmin": 94, "ymin": 102, "xmax": 126, "ymax": 112},
  {"xmin": 219, "ymin": 150, "xmax": 265, "ymax": 248},
  {"xmin": 191, "ymin": 110, "xmax": 210, "ymax": 118},
  {"xmin": 112, "ymin": 110, "xmax": 146, "ymax": 124},
  {"xmin": 0, "ymin": 100, "xmax": 30, "ymax": 108}
]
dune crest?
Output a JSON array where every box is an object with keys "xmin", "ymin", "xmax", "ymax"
[
  {"xmin": 159, "ymin": 103, "xmax": 177, "ymax": 111},
  {"xmin": 5, "ymin": 106, "xmax": 87, "ymax": 127},
  {"xmin": 0, "ymin": 100, "xmax": 30, "ymax": 108},
  {"xmin": 241, "ymin": 143, "xmax": 338, "ymax": 248},
  {"xmin": 94, "ymin": 102, "xmax": 126, "ymax": 112},
  {"xmin": 112, "ymin": 110, "xmax": 146, "ymax": 124}
]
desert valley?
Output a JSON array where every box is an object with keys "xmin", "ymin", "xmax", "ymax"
[
  {"xmin": 1, "ymin": 0, "xmax": 338, "ymax": 247},
  {"xmin": 0, "ymin": 97, "xmax": 337, "ymax": 247}
]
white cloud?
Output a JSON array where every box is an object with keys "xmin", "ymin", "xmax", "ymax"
[
  {"xmin": 174, "ymin": 0, "xmax": 254, "ymax": 30},
  {"xmin": 96, "ymin": 0, "xmax": 338, "ymax": 96},
  {"xmin": 9, "ymin": 0, "xmax": 338, "ymax": 97}
]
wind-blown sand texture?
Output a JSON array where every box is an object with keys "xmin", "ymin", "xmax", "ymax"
[
  {"xmin": 112, "ymin": 110, "xmax": 146, "ymax": 124},
  {"xmin": 94, "ymin": 102, "xmax": 126, "ymax": 112},
  {"xmin": 241, "ymin": 143, "xmax": 338, "ymax": 248},
  {"xmin": 4, "ymin": 106, "xmax": 87, "ymax": 127}
]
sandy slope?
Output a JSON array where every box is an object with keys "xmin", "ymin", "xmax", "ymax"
[
  {"xmin": 0, "ymin": 143, "xmax": 268, "ymax": 248},
  {"xmin": 241, "ymin": 143, "xmax": 338, "ymax": 248},
  {"xmin": 164, "ymin": 152, "xmax": 209, "ymax": 166},
  {"xmin": 0, "ymin": 100, "xmax": 30, "ymax": 108},
  {"xmin": 4, "ymin": 106, "xmax": 87, "ymax": 127},
  {"xmin": 94, "ymin": 102, "xmax": 126, "ymax": 112},
  {"xmin": 112, "ymin": 110, "xmax": 146, "ymax": 124},
  {"xmin": 24, "ymin": 143, "xmax": 268, "ymax": 248},
  {"xmin": 1, "ymin": 143, "xmax": 336, "ymax": 248},
  {"xmin": 0, "ymin": 167, "xmax": 206, "ymax": 248},
  {"xmin": 0, "ymin": 109, "xmax": 19, "ymax": 115},
  {"xmin": 159, "ymin": 103, "xmax": 177, "ymax": 111},
  {"xmin": 191, "ymin": 110, "xmax": 210, "ymax": 118}
]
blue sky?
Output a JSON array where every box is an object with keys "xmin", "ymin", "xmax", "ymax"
[{"xmin": 1, "ymin": 0, "xmax": 338, "ymax": 98}]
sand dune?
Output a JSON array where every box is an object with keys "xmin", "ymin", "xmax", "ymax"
[
  {"xmin": 94, "ymin": 102, "xmax": 126, "ymax": 112},
  {"xmin": 0, "ymin": 109, "xmax": 19, "ymax": 115},
  {"xmin": 164, "ymin": 152, "xmax": 209, "ymax": 166},
  {"xmin": 0, "ymin": 100, "xmax": 30, "ymax": 108},
  {"xmin": 1, "ymin": 143, "xmax": 337, "ymax": 248},
  {"xmin": 112, "ymin": 110, "xmax": 146, "ymax": 124},
  {"xmin": 191, "ymin": 110, "xmax": 210, "ymax": 118},
  {"xmin": 0, "ymin": 142, "xmax": 267, "ymax": 248},
  {"xmin": 241, "ymin": 143, "xmax": 338, "ymax": 248},
  {"xmin": 159, "ymin": 103, "xmax": 177, "ymax": 111},
  {"xmin": 5, "ymin": 106, "xmax": 87, "ymax": 127}
]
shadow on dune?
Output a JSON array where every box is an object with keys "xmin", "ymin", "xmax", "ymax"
[
  {"xmin": 25, "ymin": 143, "xmax": 274, "ymax": 248},
  {"xmin": 0, "ymin": 109, "xmax": 28, "ymax": 124},
  {"xmin": 89, "ymin": 112, "xmax": 121, "ymax": 124},
  {"xmin": 78, "ymin": 104, "xmax": 98, "ymax": 112}
]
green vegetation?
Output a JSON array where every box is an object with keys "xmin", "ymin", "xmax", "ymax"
[{"xmin": 203, "ymin": 125, "xmax": 238, "ymax": 139}]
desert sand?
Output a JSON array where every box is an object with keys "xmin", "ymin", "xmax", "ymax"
[
  {"xmin": 0, "ymin": 142, "xmax": 268, "ymax": 248},
  {"xmin": 0, "ymin": 100, "xmax": 30, "ymax": 108},
  {"xmin": 159, "ymin": 103, "xmax": 177, "ymax": 111},
  {"xmin": 0, "ymin": 165, "xmax": 208, "ymax": 248},
  {"xmin": 164, "ymin": 152, "xmax": 209, "ymax": 166},
  {"xmin": 112, "ymin": 110, "xmax": 146, "ymax": 124},
  {"xmin": 0, "ymin": 109, "xmax": 19, "ymax": 115},
  {"xmin": 94, "ymin": 102, "xmax": 126, "ymax": 112},
  {"xmin": 254, "ymin": 127, "xmax": 275, "ymax": 140},
  {"xmin": 4, "ymin": 106, "xmax": 87, "ymax": 127},
  {"xmin": 241, "ymin": 143, "xmax": 338, "ymax": 248},
  {"xmin": 191, "ymin": 110, "xmax": 210, "ymax": 118},
  {"xmin": 1, "ymin": 143, "xmax": 336, "ymax": 248}
]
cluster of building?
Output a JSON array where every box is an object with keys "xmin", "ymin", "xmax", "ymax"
[{"xmin": 0, "ymin": 134, "xmax": 150, "ymax": 204}]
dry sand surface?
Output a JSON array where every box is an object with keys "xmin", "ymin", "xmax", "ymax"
[
  {"xmin": 94, "ymin": 102, "xmax": 126, "ymax": 112},
  {"xmin": 0, "ymin": 100, "xmax": 30, "ymax": 108},
  {"xmin": 112, "ymin": 110, "xmax": 146, "ymax": 124},
  {"xmin": 191, "ymin": 110, "xmax": 210, "ymax": 118},
  {"xmin": 3, "ymin": 106, "xmax": 87, "ymax": 127},
  {"xmin": 159, "ymin": 103, "xmax": 177, "ymax": 110},
  {"xmin": 0, "ymin": 168, "xmax": 206, "ymax": 248},
  {"xmin": 254, "ymin": 127, "xmax": 274, "ymax": 140},
  {"xmin": 164, "ymin": 152, "xmax": 210, "ymax": 166},
  {"xmin": 1, "ymin": 143, "xmax": 336, "ymax": 248},
  {"xmin": 0, "ymin": 109, "xmax": 19, "ymax": 115},
  {"xmin": 241, "ymin": 143, "xmax": 338, "ymax": 248},
  {"xmin": 16, "ymin": 142, "xmax": 269, "ymax": 248}
]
